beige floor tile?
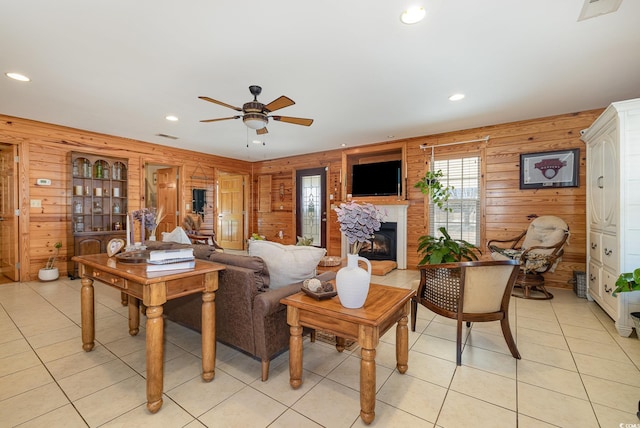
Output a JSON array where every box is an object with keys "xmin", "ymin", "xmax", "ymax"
[
  {"xmin": 270, "ymin": 409, "xmax": 324, "ymax": 427},
  {"xmin": 251, "ymin": 365, "xmax": 323, "ymax": 407},
  {"xmin": 411, "ymin": 333, "xmax": 457, "ymax": 363},
  {"xmin": 377, "ymin": 371, "xmax": 447, "ymax": 423},
  {"xmin": 517, "ymin": 340, "xmax": 577, "ymax": 371},
  {"xmin": 516, "ymin": 316, "xmax": 563, "ymax": 335},
  {"xmin": 561, "ymin": 323, "xmax": 617, "ymax": 344},
  {"xmin": 120, "ymin": 340, "xmax": 192, "ymax": 375},
  {"xmin": 102, "ymin": 331, "xmax": 147, "ymax": 358},
  {"xmin": 101, "ymin": 397, "xmax": 195, "ymax": 427},
  {"xmin": 299, "ymin": 340, "xmax": 350, "ymax": 377},
  {"xmin": 0, "ymin": 337, "xmax": 31, "ymax": 358},
  {"xmin": 437, "ymin": 390, "xmax": 516, "ymax": 428},
  {"xmin": 402, "ymin": 350, "xmax": 456, "ymax": 388},
  {"xmin": 26, "ymin": 324, "xmax": 81, "ymax": 349},
  {"xmin": 0, "ymin": 382, "xmax": 70, "ymax": 427},
  {"xmin": 517, "ymin": 359, "xmax": 588, "ymax": 399},
  {"xmin": 566, "ymin": 336, "xmax": 631, "ymax": 362},
  {"xmin": 216, "ymin": 352, "xmax": 264, "ymax": 384},
  {"xmin": 14, "ymin": 403, "xmax": 88, "ymax": 428},
  {"xmin": 460, "ymin": 345, "xmax": 517, "ymax": 379},
  {"xmin": 0, "ymin": 326, "xmax": 22, "ymax": 344},
  {"xmin": 73, "ymin": 375, "xmax": 147, "ymax": 427},
  {"xmin": 517, "ymin": 326, "xmax": 569, "ymax": 350},
  {"xmin": 449, "ymin": 365, "xmax": 516, "ymax": 410},
  {"xmin": 592, "ymin": 403, "xmax": 640, "ymax": 427},
  {"xmin": 57, "ymin": 359, "xmax": 137, "ymax": 401},
  {"xmin": 167, "ymin": 369, "xmax": 245, "ymax": 416},
  {"xmin": 34, "ymin": 336, "xmax": 83, "ymax": 363},
  {"xmin": 0, "ymin": 364, "xmax": 54, "ymax": 401},
  {"xmin": 46, "ymin": 344, "xmax": 116, "ymax": 379},
  {"xmin": 198, "ymin": 385, "xmax": 287, "ymax": 427},
  {"xmin": 423, "ymin": 320, "xmax": 468, "ymax": 342},
  {"xmin": 292, "ymin": 378, "xmax": 362, "ymax": 426},
  {"xmin": 516, "ymin": 414, "xmax": 557, "ymax": 427},
  {"xmin": 0, "ymin": 349, "xmax": 42, "ymax": 377},
  {"xmin": 581, "ymin": 374, "xmax": 640, "ymax": 414},
  {"xmin": 466, "ymin": 329, "xmax": 514, "ymax": 355},
  {"xmin": 517, "ymin": 382, "xmax": 599, "ymax": 427},
  {"xmin": 354, "ymin": 400, "xmax": 435, "ymax": 427},
  {"xmin": 574, "ymin": 352, "xmax": 640, "ymax": 387}
]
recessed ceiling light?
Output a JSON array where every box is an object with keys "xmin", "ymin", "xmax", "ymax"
[
  {"xmin": 400, "ymin": 7, "xmax": 426, "ymax": 24},
  {"xmin": 341, "ymin": 143, "xmax": 347, "ymax": 147},
  {"xmin": 252, "ymin": 140, "xmax": 263, "ymax": 145},
  {"xmin": 165, "ymin": 115, "xmax": 179, "ymax": 121},
  {"xmin": 449, "ymin": 93, "xmax": 465, "ymax": 101},
  {"xmin": 5, "ymin": 72, "xmax": 30, "ymax": 82}
]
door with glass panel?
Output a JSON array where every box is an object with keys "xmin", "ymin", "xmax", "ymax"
[{"xmin": 296, "ymin": 168, "xmax": 326, "ymax": 248}]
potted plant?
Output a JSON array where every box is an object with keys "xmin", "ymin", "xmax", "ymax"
[
  {"xmin": 38, "ymin": 241, "xmax": 62, "ymax": 281},
  {"xmin": 417, "ymin": 227, "xmax": 481, "ymax": 265},
  {"xmin": 414, "ymin": 170, "xmax": 454, "ymax": 211},
  {"xmin": 613, "ymin": 268, "xmax": 640, "ymax": 336}
]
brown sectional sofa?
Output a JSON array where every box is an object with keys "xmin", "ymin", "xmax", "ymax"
[{"xmin": 145, "ymin": 241, "xmax": 334, "ymax": 381}]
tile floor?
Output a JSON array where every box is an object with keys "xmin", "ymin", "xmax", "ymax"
[{"xmin": 1, "ymin": 269, "xmax": 639, "ymax": 427}]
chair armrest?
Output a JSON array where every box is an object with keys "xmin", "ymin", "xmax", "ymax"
[
  {"xmin": 253, "ymin": 271, "xmax": 337, "ymax": 318},
  {"xmin": 487, "ymin": 231, "xmax": 527, "ymax": 251}
]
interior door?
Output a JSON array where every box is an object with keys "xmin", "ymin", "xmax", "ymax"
[
  {"xmin": 0, "ymin": 143, "xmax": 19, "ymax": 282},
  {"xmin": 296, "ymin": 167, "xmax": 326, "ymax": 248},
  {"xmin": 156, "ymin": 167, "xmax": 178, "ymax": 235},
  {"xmin": 217, "ymin": 174, "xmax": 245, "ymax": 250}
]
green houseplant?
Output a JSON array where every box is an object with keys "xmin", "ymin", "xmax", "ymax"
[
  {"xmin": 417, "ymin": 227, "xmax": 481, "ymax": 265},
  {"xmin": 613, "ymin": 268, "xmax": 640, "ymax": 337},
  {"xmin": 414, "ymin": 170, "xmax": 454, "ymax": 211}
]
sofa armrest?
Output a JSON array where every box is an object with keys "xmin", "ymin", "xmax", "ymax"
[{"xmin": 253, "ymin": 271, "xmax": 336, "ymax": 318}]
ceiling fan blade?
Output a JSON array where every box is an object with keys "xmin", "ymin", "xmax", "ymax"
[
  {"xmin": 264, "ymin": 96, "xmax": 295, "ymax": 113},
  {"xmin": 271, "ymin": 116, "xmax": 314, "ymax": 126},
  {"xmin": 200, "ymin": 116, "xmax": 241, "ymax": 123},
  {"xmin": 256, "ymin": 127, "xmax": 269, "ymax": 135},
  {"xmin": 198, "ymin": 96, "xmax": 242, "ymax": 112}
]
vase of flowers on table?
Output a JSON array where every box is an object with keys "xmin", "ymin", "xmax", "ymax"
[
  {"xmin": 131, "ymin": 207, "xmax": 165, "ymax": 244},
  {"xmin": 334, "ymin": 201, "xmax": 386, "ymax": 308}
]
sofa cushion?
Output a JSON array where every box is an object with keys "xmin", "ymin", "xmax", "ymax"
[{"xmin": 248, "ymin": 240, "xmax": 326, "ymax": 289}]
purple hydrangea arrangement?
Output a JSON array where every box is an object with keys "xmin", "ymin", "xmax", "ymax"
[{"xmin": 334, "ymin": 201, "xmax": 386, "ymax": 254}]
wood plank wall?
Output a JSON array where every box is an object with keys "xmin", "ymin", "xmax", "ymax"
[
  {"xmin": 1, "ymin": 108, "xmax": 604, "ymax": 289},
  {"xmin": 252, "ymin": 108, "xmax": 604, "ymax": 289},
  {"xmin": 0, "ymin": 115, "xmax": 251, "ymax": 281}
]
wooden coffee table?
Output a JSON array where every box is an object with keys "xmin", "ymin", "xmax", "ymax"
[
  {"xmin": 73, "ymin": 253, "xmax": 225, "ymax": 413},
  {"xmin": 281, "ymin": 283, "xmax": 415, "ymax": 424}
]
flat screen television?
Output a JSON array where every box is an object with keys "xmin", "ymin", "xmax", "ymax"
[{"xmin": 351, "ymin": 160, "xmax": 402, "ymax": 197}]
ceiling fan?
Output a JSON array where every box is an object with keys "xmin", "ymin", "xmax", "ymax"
[{"xmin": 199, "ymin": 85, "xmax": 313, "ymax": 135}]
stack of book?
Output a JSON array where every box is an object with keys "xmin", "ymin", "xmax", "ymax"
[{"xmin": 146, "ymin": 248, "xmax": 196, "ymax": 272}]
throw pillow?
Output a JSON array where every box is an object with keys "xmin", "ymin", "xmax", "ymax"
[{"xmin": 248, "ymin": 240, "xmax": 326, "ymax": 289}]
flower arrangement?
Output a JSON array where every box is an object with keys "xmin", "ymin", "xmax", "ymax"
[
  {"xmin": 334, "ymin": 201, "xmax": 386, "ymax": 254},
  {"xmin": 131, "ymin": 207, "xmax": 165, "ymax": 242}
]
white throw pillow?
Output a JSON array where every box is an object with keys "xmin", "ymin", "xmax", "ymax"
[
  {"xmin": 161, "ymin": 227, "xmax": 192, "ymax": 244},
  {"xmin": 248, "ymin": 240, "xmax": 326, "ymax": 289}
]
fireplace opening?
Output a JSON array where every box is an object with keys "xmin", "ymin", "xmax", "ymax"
[{"xmin": 359, "ymin": 222, "xmax": 397, "ymax": 261}]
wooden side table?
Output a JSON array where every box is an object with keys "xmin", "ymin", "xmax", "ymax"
[
  {"xmin": 73, "ymin": 253, "xmax": 225, "ymax": 413},
  {"xmin": 281, "ymin": 283, "xmax": 415, "ymax": 424}
]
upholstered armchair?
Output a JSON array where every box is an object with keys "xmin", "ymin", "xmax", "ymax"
[
  {"xmin": 411, "ymin": 260, "xmax": 521, "ymax": 366},
  {"xmin": 488, "ymin": 216, "xmax": 569, "ymax": 300}
]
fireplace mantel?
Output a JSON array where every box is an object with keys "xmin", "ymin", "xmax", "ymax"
[{"xmin": 341, "ymin": 203, "xmax": 408, "ymax": 269}]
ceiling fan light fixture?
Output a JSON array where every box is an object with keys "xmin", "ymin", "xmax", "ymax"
[
  {"xmin": 243, "ymin": 113, "xmax": 267, "ymax": 130},
  {"xmin": 400, "ymin": 7, "xmax": 426, "ymax": 24}
]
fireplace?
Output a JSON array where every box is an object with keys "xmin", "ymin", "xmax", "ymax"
[{"xmin": 359, "ymin": 222, "xmax": 397, "ymax": 261}]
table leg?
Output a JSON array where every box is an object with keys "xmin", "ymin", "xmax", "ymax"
[
  {"xmin": 288, "ymin": 306, "xmax": 303, "ymax": 389},
  {"xmin": 201, "ymin": 289, "xmax": 216, "ymax": 382},
  {"xmin": 145, "ymin": 305, "xmax": 164, "ymax": 413},
  {"xmin": 396, "ymin": 313, "xmax": 409, "ymax": 374},
  {"xmin": 360, "ymin": 347, "xmax": 376, "ymax": 424},
  {"xmin": 335, "ymin": 336, "xmax": 346, "ymax": 352},
  {"xmin": 120, "ymin": 291, "xmax": 128, "ymax": 306},
  {"xmin": 80, "ymin": 277, "xmax": 95, "ymax": 352},
  {"xmin": 128, "ymin": 296, "xmax": 140, "ymax": 336}
]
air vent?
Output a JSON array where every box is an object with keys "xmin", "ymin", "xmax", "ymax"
[
  {"xmin": 156, "ymin": 133, "xmax": 178, "ymax": 140},
  {"xmin": 578, "ymin": 0, "xmax": 623, "ymax": 21}
]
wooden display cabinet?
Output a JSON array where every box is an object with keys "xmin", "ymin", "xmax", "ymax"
[{"xmin": 71, "ymin": 152, "xmax": 128, "ymax": 278}]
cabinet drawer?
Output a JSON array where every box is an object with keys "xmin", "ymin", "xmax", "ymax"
[
  {"xmin": 588, "ymin": 232, "xmax": 601, "ymax": 263},
  {"xmin": 601, "ymin": 234, "xmax": 619, "ymax": 271},
  {"xmin": 587, "ymin": 262, "xmax": 601, "ymax": 299},
  {"xmin": 602, "ymin": 270, "xmax": 619, "ymax": 316},
  {"xmin": 86, "ymin": 267, "xmax": 126, "ymax": 289}
]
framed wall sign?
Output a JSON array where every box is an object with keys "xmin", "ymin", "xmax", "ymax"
[{"xmin": 520, "ymin": 148, "xmax": 579, "ymax": 189}]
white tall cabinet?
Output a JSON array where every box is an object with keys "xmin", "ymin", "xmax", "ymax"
[{"xmin": 583, "ymin": 98, "xmax": 640, "ymax": 337}]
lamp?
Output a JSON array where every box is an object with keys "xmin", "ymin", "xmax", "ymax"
[{"xmin": 242, "ymin": 101, "xmax": 268, "ymax": 130}]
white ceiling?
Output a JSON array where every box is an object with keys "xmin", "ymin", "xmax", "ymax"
[{"xmin": 1, "ymin": 0, "xmax": 639, "ymax": 161}]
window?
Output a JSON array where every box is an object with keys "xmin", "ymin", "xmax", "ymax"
[{"xmin": 430, "ymin": 156, "xmax": 481, "ymax": 246}]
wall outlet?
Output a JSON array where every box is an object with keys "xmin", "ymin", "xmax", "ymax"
[{"xmin": 30, "ymin": 200, "xmax": 42, "ymax": 208}]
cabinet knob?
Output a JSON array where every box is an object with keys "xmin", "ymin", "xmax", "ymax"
[
  {"xmin": 589, "ymin": 274, "xmax": 596, "ymax": 281},
  {"xmin": 604, "ymin": 248, "xmax": 613, "ymax": 256},
  {"xmin": 590, "ymin": 243, "xmax": 597, "ymax": 249},
  {"xmin": 93, "ymin": 271, "xmax": 101, "ymax": 277},
  {"xmin": 597, "ymin": 176, "xmax": 604, "ymax": 189},
  {"xmin": 604, "ymin": 284, "xmax": 612, "ymax": 293}
]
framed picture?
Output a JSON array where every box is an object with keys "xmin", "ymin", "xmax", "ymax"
[{"xmin": 520, "ymin": 149, "xmax": 579, "ymax": 189}]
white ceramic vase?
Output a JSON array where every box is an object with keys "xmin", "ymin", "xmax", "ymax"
[{"xmin": 336, "ymin": 254, "xmax": 371, "ymax": 308}]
